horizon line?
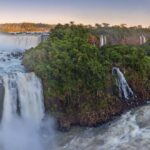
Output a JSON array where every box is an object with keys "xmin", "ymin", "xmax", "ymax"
[{"xmin": 0, "ymin": 21, "xmax": 150, "ymax": 28}]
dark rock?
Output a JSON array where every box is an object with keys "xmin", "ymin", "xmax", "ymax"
[
  {"xmin": 11, "ymin": 52, "xmax": 23, "ymax": 59},
  {"xmin": 58, "ymin": 118, "xmax": 71, "ymax": 131},
  {"xmin": 0, "ymin": 79, "xmax": 4, "ymax": 120}
]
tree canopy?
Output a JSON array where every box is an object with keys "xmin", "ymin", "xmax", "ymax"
[{"xmin": 23, "ymin": 23, "xmax": 150, "ymax": 110}]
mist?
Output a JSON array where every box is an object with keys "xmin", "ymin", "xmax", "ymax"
[
  {"xmin": 0, "ymin": 116, "xmax": 56, "ymax": 150},
  {"xmin": 0, "ymin": 33, "xmax": 41, "ymax": 51}
]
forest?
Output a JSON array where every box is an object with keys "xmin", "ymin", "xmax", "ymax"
[
  {"xmin": 0, "ymin": 23, "xmax": 54, "ymax": 32},
  {"xmin": 23, "ymin": 23, "xmax": 150, "ymax": 129}
]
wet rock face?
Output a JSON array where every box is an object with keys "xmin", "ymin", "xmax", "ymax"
[
  {"xmin": 10, "ymin": 52, "xmax": 23, "ymax": 59},
  {"xmin": 119, "ymin": 36, "xmax": 143, "ymax": 45},
  {"xmin": 58, "ymin": 118, "xmax": 72, "ymax": 131},
  {"xmin": 51, "ymin": 95, "xmax": 125, "ymax": 131},
  {"xmin": 55, "ymin": 99, "xmax": 149, "ymax": 131},
  {"xmin": 5, "ymin": 52, "xmax": 23, "ymax": 60},
  {"xmin": 0, "ymin": 79, "xmax": 4, "ymax": 120}
]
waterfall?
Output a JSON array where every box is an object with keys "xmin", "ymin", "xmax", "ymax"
[
  {"xmin": 112, "ymin": 67, "xmax": 134, "ymax": 100},
  {"xmin": 2, "ymin": 72, "xmax": 44, "ymax": 124},
  {"xmin": 0, "ymin": 33, "xmax": 42, "ymax": 51},
  {"xmin": 100, "ymin": 35, "xmax": 107, "ymax": 47},
  {"xmin": 140, "ymin": 35, "xmax": 147, "ymax": 45},
  {"xmin": 0, "ymin": 72, "xmax": 54, "ymax": 150},
  {"xmin": 2, "ymin": 74, "xmax": 18, "ymax": 123},
  {"xmin": 143, "ymin": 35, "xmax": 146, "ymax": 43},
  {"xmin": 0, "ymin": 33, "xmax": 55, "ymax": 150},
  {"xmin": 16, "ymin": 73, "xmax": 44, "ymax": 123}
]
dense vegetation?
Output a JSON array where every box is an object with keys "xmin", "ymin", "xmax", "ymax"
[
  {"xmin": 92, "ymin": 23, "xmax": 150, "ymax": 38},
  {"xmin": 23, "ymin": 23, "xmax": 150, "ymax": 129},
  {"xmin": 0, "ymin": 23, "xmax": 54, "ymax": 32}
]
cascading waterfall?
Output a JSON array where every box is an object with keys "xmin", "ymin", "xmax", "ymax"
[
  {"xmin": 1, "ymin": 32, "xmax": 150, "ymax": 150},
  {"xmin": 0, "ymin": 72, "xmax": 55, "ymax": 150},
  {"xmin": 112, "ymin": 67, "xmax": 134, "ymax": 100},
  {"xmin": 16, "ymin": 72, "xmax": 44, "ymax": 123},
  {"xmin": 2, "ymin": 72, "xmax": 44, "ymax": 124},
  {"xmin": 100, "ymin": 35, "xmax": 107, "ymax": 47},
  {"xmin": 0, "ymin": 33, "xmax": 55, "ymax": 150},
  {"xmin": 2, "ymin": 74, "xmax": 19, "ymax": 123},
  {"xmin": 0, "ymin": 33, "xmax": 42, "ymax": 51},
  {"xmin": 140, "ymin": 34, "xmax": 147, "ymax": 45}
]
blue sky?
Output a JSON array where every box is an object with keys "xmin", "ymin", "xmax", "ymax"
[{"xmin": 0, "ymin": 0, "xmax": 150, "ymax": 26}]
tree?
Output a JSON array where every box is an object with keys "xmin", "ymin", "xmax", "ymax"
[
  {"xmin": 102, "ymin": 23, "xmax": 110, "ymax": 27},
  {"xmin": 137, "ymin": 25, "xmax": 143, "ymax": 29},
  {"xmin": 120, "ymin": 24, "xmax": 127, "ymax": 28},
  {"xmin": 95, "ymin": 23, "xmax": 102, "ymax": 28}
]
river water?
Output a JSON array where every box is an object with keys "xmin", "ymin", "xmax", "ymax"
[
  {"xmin": 58, "ymin": 105, "xmax": 150, "ymax": 150},
  {"xmin": 0, "ymin": 33, "xmax": 55, "ymax": 150},
  {"xmin": 0, "ymin": 33, "xmax": 149, "ymax": 150}
]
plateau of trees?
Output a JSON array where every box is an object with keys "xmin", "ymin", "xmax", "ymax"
[
  {"xmin": 0, "ymin": 23, "xmax": 54, "ymax": 32},
  {"xmin": 23, "ymin": 23, "xmax": 150, "ymax": 107}
]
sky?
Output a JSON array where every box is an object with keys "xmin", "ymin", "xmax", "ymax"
[{"xmin": 0, "ymin": 0, "xmax": 150, "ymax": 27}]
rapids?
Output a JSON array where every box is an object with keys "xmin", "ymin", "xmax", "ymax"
[{"xmin": 57, "ymin": 105, "xmax": 150, "ymax": 150}]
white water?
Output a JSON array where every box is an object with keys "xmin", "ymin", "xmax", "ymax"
[
  {"xmin": 100, "ymin": 35, "xmax": 107, "ymax": 47},
  {"xmin": 112, "ymin": 67, "xmax": 134, "ymax": 100},
  {"xmin": 140, "ymin": 35, "xmax": 147, "ymax": 45},
  {"xmin": 0, "ymin": 33, "xmax": 41, "ymax": 51},
  {"xmin": 1, "ymin": 33, "xmax": 150, "ymax": 150},
  {"xmin": 0, "ymin": 33, "xmax": 56, "ymax": 150},
  {"xmin": 0, "ymin": 51, "xmax": 25, "ymax": 75},
  {"xmin": 2, "ymin": 72, "xmax": 44, "ymax": 124},
  {"xmin": 0, "ymin": 73, "xmax": 50, "ymax": 150},
  {"xmin": 57, "ymin": 105, "xmax": 150, "ymax": 150}
]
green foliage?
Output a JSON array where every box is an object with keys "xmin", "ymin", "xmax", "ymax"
[
  {"xmin": 91, "ymin": 25, "xmax": 150, "ymax": 43},
  {"xmin": 23, "ymin": 23, "xmax": 150, "ymax": 111},
  {"xmin": 101, "ymin": 45, "xmax": 150, "ymax": 78}
]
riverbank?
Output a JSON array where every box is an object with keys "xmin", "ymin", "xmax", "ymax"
[{"xmin": 55, "ymin": 104, "xmax": 150, "ymax": 150}]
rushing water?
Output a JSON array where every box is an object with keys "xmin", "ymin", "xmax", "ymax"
[
  {"xmin": 0, "ymin": 33, "xmax": 42, "ymax": 51},
  {"xmin": 140, "ymin": 35, "xmax": 147, "ymax": 45},
  {"xmin": 0, "ymin": 33, "xmax": 55, "ymax": 150},
  {"xmin": 100, "ymin": 35, "xmax": 107, "ymax": 47},
  {"xmin": 112, "ymin": 67, "xmax": 134, "ymax": 100},
  {"xmin": 57, "ymin": 105, "xmax": 150, "ymax": 150},
  {"xmin": 0, "ymin": 33, "xmax": 150, "ymax": 150}
]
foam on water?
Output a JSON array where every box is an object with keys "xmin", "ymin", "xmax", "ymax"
[
  {"xmin": 0, "ymin": 33, "xmax": 56, "ymax": 150},
  {"xmin": 57, "ymin": 105, "xmax": 150, "ymax": 150}
]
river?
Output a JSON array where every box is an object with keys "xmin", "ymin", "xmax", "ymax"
[{"xmin": 0, "ymin": 33, "xmax": 149, "ymax": 150}]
